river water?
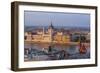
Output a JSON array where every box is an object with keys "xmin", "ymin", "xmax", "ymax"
[{"xmin": 24, "ymin": 43, "xmax": 90, "ymax": 61}]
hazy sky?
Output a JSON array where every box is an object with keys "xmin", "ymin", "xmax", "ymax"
[{"xmin": 24, "ymin": 11, "xmax": 90, "ymax": 28}]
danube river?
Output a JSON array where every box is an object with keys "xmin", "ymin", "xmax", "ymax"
[{"xmin": 24, "ymin": 42, "xmax": 90, "ymax": 61}]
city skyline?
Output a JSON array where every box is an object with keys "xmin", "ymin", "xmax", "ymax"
[
  {"xmin": 24, "ymin": 11, "xmax": 90, "ymax": 61},
  {"xmin": 24, "ymin": 11, "xmax": 90, "ymax": 28}
]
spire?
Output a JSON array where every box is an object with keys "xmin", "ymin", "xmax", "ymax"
[
  {"xmin": 43, "ymin": 26, "xmax": 45, "ymax": 35},
  {"xmin": 49, "ymin": 22, "xmax": 54, "ymax": 29}
]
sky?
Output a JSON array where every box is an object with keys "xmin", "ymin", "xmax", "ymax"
[{"xmin": 24, "ymin": 11, "xmax": 90, "ymax": 28}]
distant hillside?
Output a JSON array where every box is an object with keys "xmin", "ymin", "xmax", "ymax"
[{"xmin": 24, "ymin": 26, "xmax": 90, "ymax": 32}]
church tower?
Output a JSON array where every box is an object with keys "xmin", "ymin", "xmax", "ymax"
[{"xmin": 48, "ymin": 22, "xmax": 54, "ymax": 42}]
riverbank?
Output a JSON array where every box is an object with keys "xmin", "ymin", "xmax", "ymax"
[{"xmin": 24, "ymin": 40, "xmax": 90, "ymax": 46}]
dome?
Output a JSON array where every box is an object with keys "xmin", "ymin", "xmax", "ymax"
[{"xmin": 49, "ymin": 22, "xmax": 54, "ymax": 29}]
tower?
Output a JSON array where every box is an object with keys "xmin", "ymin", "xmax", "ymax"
[
  {"xmin": 48, "ymin": 22, "xmax": 54, "ymax": 42},
  {"xmin": 43, "ymin": 27, "xmax": 45, "ymax": 36}
]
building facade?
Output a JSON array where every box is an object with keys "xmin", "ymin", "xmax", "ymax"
[{"xmin": 25, "ymin": 23, "xmax": 71, "ymax": 43}]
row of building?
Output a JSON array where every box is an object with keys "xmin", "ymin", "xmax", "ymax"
[{"xmin": 24, "ymin": 23, "xmax": 90, "ymax": 43}]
